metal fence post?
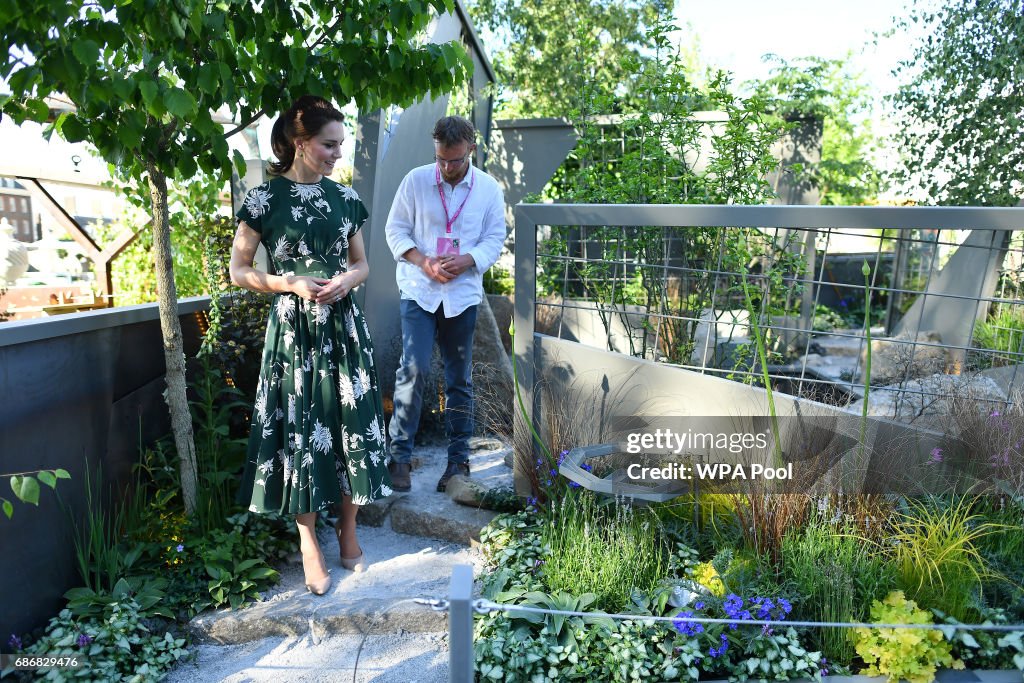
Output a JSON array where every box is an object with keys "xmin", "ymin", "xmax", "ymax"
[{"xmin": 449, "ymin": 564, "xmax": 474, "ymax": 683}]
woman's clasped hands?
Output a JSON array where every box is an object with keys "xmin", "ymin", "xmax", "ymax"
[{"xmin": 290, "ymin": 273, "xmax": 355, "ymax": 305}]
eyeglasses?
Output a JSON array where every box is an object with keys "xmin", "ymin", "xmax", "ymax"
[{"xmin": 434, "ymin": 152, "xmax": 472, "ymax": 169}]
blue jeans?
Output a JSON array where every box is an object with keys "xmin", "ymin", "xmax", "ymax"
[{"xmin": 389, "ymin": 299, "xmax": 477, "ymax": 465}]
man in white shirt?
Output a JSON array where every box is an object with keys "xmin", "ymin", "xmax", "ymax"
[{"xmin": 384, "ymin": 116, "xmax": 507, "ymax": 492}]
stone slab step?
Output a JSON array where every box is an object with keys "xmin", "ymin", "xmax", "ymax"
[
  {"xmin": 191, "ymin": 595, "xmax": 448, "ymax": 645},
  {"xmin": 188, "ymin": 522, "xmax": 479, "ymax": 645},
  {"xmin": 391, "ymin": 493, "xmax": 498, "ymax": 546}
]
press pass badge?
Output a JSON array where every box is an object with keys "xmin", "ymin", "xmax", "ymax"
[{"xmin": 437, "ymin": 236, "xmax": 460, "ymax": 256}]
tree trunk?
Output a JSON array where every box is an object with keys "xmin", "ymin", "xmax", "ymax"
[{"xmin": 147, "ymin": 163, "xmax": 199, "ymax": 515}]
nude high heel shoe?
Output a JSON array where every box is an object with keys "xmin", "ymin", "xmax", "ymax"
[
  {"xmin": 302, "ymin": 551, "xmax": 332, "ymax": 595},
  {"xmin": 335, "ymin": 518, "xmax": 368, "ymax": 573}
]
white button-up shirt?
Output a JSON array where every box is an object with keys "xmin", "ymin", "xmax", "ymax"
[{"xmin": 385, "ymin": 163, "xmax": 507, "ymax": 317}]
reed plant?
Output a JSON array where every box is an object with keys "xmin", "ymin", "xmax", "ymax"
[
  {"xmin": 541, "ymin": 489, "xmax": 667, "ymax": 611},
  {"xmin": 66, "ymin": 462, "xmax": 127, "ymax": 594}
]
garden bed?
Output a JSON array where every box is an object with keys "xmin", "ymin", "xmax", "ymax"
[{"xmin": 473, "ymin": 426, "xmax": 1024, "ymax": 682}]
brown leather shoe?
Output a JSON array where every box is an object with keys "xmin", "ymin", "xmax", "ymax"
[
  {"xmin": 388, "ymin": 462, "xmax": 411, "ymax": 492},
  {"xmin": 436, "ymin": 461, "xmax": 470, "ymax": 493}
]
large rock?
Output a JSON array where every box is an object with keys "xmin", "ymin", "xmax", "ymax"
[
  {"xmin": 861, "ymin": 331, "xmax": 950, "ymax": 385},
  {"xmin": 847, "ymin": 372, "xmax": 1007, "ymax": 431},
  {"xmin": 445, "ymin": 475, "xmax": 491, "ymax": 507}
]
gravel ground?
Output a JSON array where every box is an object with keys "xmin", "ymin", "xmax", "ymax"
[{"xmin": 164, "ymin": 631, "xmax": 450, "ymax": 682}]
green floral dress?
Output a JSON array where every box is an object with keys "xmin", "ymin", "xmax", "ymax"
[{"xmin": 235, "ymin": 176, "xmax": 392, "ymax": 514}]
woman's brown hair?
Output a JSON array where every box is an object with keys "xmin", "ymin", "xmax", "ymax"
[{"xmin": 268, "ymin": 95, "xmax": 345, "ymax": 175}]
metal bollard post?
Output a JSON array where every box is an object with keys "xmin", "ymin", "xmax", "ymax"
[{"xmin": 449, "ymin": 564, "xmax": 474, "ymax": 683}]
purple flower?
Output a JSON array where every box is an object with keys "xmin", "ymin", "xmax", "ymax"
[
  {"xmin": 176, "ymin": 544, "xmax": 184, "ymax": 553},
  {"xmin": 708, "ymin": 634, "xmax": 729, "ymax": 658},
  {"xmin": 8, "ymin": 634, "xmax": 22, "ymax": 650},
  {"xmin": 839, "ymin": 299, "xmax": 848, "ymax": 308},
  {"xmin": 569, "ymin": 481, "xmax": 581, "ymax": 488},
  {"xmin": 76, "ymin": 633, "xmax": 92, "ymax": 648},
  {"xmin": 694, "ymin": 601, "xmax": 705, "ymax": 610},
  {"xmin": 723, "ymin": 594, "xmax": 743, "ymax": 614},
  {"xmin": 761, "ymin": 623, "xmax": 774, "ymax": 636},
  {"xmin": 581, "ymin": 463, "xmax": 593, "ymax": 472},
  {"xmin": 672, "ymin": 610, "xmax": 704, "ymax": 637},
  {"xmin": 558, "ymin": 450, "xmax": 569, "ymax": 465},
  {"xmin": 929, "ymin": 447, "xmax": 943, "ymax": 464},
  {"xmin": 820, "ymin": 657, "xmax": 830, "ymax": 676},
  {"xmin": 777, "ymin": 598, "xmax": 792, "ymax": 615}
]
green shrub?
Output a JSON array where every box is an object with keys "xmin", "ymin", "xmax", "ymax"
[
  {"xmin": 483, "ymin": 264, "xmax": 514, "ymax": 295},
  {"xmin": 974, "ymin": 499, "xmax": 1024, "ymax": 619},
  {"xmin": 970, "ymin": 306, "xmax": 1024, "ymax": 369},
  {"xmin": 811, "ymin": 304, "xmax": 846, "ymax": 333},
  {"xmin": 540, "ymin": 491, "xmax": 667, "ymax": 612},
  {"xmin": 853, "ymin": 590, "xmax": 962, "ymax": 683}
]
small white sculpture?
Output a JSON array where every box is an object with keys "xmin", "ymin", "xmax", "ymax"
[{"xmin": 0, "ymin": 217, "xmax": 29, "ymax": 285}]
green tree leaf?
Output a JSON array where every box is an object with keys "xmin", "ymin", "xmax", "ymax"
[
  {"xmin": 891, "ymin": 0, "xmax": 1023, "ymax": 206},
  {"xmin": 232, "ymin": 149, "xmax": 247, "ymax": 176},
  {"xmin": 139, "ymin": 80, "xmax": 159, "ymax": 110},
  {"xmin": 24, "ymin": 98, "xmax": 50, "ymax": 123},
  {"xmin": 164, "ymin": 88, "xmax": 197, "ymax": 119},
  {"xmin": 197, "ymin": 63, "xmax": 219, "ymax": 96},
  {"xmin": 10, "ymin": 475, "xmax": 40, "ymax": 506},
  {"xmin": 71, "ymin": 39, "xmax": 100, "ymax": 67},
  {"xmin": 37, "ymin": 470, "xmax": 57, "ymax": 489}
]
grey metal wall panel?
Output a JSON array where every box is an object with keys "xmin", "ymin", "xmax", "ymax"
[
  {"xmin": 490, "ymin": 119, "xmax": 578, "ymax": 228},
  {"xmin": 894, "ymin": 229, "xmax": 1012, "ymax": 350},
  {"xmin": 360, "ymin": 94, "xmax": 452, "ymax": 397},
  {"xmin": 0, "ymin": 302, "xmax": 206, "ymax": 640},
  {"xmin": 516, "ymin": 203, "xmax": 1024, "ymax": 230}
]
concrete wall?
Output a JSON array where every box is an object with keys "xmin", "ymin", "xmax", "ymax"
[{"xmin": 0, "ymin": 298, "xmax": 208, "ymax": 639}]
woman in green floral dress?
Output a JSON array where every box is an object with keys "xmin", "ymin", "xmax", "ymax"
[{"xmin": 230, "ymin": 96, "xmax": 392, "ymax": 595}]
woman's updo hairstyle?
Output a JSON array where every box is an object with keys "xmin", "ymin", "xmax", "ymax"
[{"xmin": 268, "ymin": 95, "xmax": 345, "ymax": 175}]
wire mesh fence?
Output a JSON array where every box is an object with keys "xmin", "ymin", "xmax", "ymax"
[{"xmin": 531, "ymin": 222, "xmax": 1024, "ymax": 420}]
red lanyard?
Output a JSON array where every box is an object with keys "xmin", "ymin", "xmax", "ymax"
[{"xmin": 435, "ymin": 165, "xmax": 475, "ymax": 234}]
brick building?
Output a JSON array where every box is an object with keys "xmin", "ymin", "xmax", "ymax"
[{"xmin": 0, "ymin": 177, "xmax": 36, "ymax": 242}]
